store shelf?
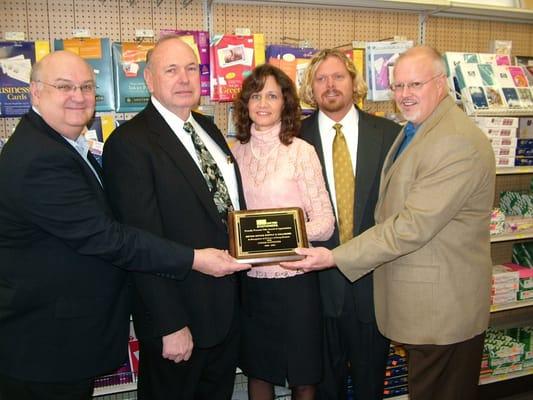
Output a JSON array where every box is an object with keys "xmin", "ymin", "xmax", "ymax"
[
  {"xmin": 479, "ymin": 367, "xmax": 533, "ymax": 385},
  {"xmin": 218, "ymin": 0, "xmax": 533, "ymax": 23},
  {"xmin": 496, "ymin": 166, "xmax": 533, "ymax": 175},
  {"xmin": 491, "ymin": 299, "xmax": 533, "ymax": 313},
  {"xmin": 386, "ymin": 395, "xmax": 409, "ymax": 400},
  {"xmin": 489, "ymin": 301, "xmax": 533, "ymax": 329},
  {"xmin": 490, "ymin": 230, "xmax": 533, "ymax": 243},
  {"xmin": 93, "ymin": 382, "xmax": 137, "ymax": 397}
]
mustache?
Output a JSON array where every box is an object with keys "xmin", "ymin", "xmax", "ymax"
[{"xmin": 322, "ymin": 90, "xmax": 342, "ymax": 97}]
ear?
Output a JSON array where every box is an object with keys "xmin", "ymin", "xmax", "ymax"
[
  {"xmin": 435, "ymin": 74, "xmax": 447, "ymax": 95},
  {"xmin": 30, "ymin": 81, "xmax": 41, "ymax": 106},
  {"xmin": 144, "ymin": 68, "xmax": 154, "ymax": 94}
]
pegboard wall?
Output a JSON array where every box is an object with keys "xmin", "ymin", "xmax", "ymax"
[{"xmin": 0, "ymin": 0, "xmax": 532, "ymax": 138}]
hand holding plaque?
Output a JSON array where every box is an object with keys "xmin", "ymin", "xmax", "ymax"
[{"xmin": 228, "ymin": 207, "xmax": 308, "ymax": 265}]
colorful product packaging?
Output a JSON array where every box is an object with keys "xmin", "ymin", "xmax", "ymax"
[
  {"xmin": 0, "ymin": 40, "xmax": 49, "ymax": 116},
  {"xmin": 54, "ymin": 38, "xmax": 114, "ymax": 112}
]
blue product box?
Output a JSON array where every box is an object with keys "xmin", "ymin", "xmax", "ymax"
[
  {"xmin": 112, "ymin": 42, "xmax": 152, "ymax": 112},
  {"xmin": 54, "ymin": 38, "xmax": 114, "ymax": 112},
  {"xmin": 0, "ymin": 41, "xmax": 49, "ymax": 116}
]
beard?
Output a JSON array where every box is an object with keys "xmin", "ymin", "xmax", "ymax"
[{"xmin": 317, "ymin": 92, "xmax": 350, "ymax": 113}]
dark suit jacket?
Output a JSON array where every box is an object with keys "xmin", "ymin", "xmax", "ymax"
[
  {"xmin": 300, "ymin": 107, "xmax": 400, "ymax": 322},
  {"xmin": 0, "ymin": 110, "xmax": 193, "ymax": 382},
  {"xmin": 103, "ymin": 101, "xmax": 245, "ymax": 348}
]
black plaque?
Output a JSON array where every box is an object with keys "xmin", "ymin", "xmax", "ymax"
[{"xmin": 228, "ymin": 207, "xmax": 308, "ymax": 264}]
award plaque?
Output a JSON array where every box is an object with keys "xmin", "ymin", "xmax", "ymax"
[{"xmin": 228, "ymin": 207, "xmax": 308, "ymax": 264}]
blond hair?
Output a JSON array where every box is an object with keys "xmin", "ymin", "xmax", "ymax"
[{"xmin": 299, "ymin": 48, "xmax": 367, "ymax": 108}]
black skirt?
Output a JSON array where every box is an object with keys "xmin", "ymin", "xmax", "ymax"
[{"xmin": 239, "ymin": 272, "xmax": 323, "ymax": 386}]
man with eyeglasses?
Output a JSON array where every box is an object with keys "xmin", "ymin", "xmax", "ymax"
[
  {"xmin": 283, "ymin": 45, "xmax": 495, "ymax": 400},
  {"xmin": 0, "ymin": 50, "xmax": 249, "ymax": 400}
]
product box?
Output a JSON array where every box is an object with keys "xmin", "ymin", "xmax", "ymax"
[
  {"xmin": 210, "ymin": 33, "xmax": 265, "ymax": 102},
  {"xmin": 495, "ymin": 156, "xmax": 516, "ymax": 167},
  {"xmin": 490, "ymin": 208, "xmax": 505, "ymax": 235},
  {"xmin": 54, "ymin": 38, "xmax": 114, "ymax": 112},
  {"xmin": 365, "ymin": 40, "xmax": 413, "ymax": 101},
  {"xmin": 519, "ymin": 118, "xmax": 533, "ymax": 139},
  {"xmin": 514, "ymin": 157, "xmax": 533, "ymax": 166},
  {"xmin": 491, "ymin": 291, "xmax": 518, "ymax": 305},
  {"xmin": 474, "ymin": 116, "xmax": 519, "ymax": 128},
  {"xmin": 517, "ymin": 289, "xmax": 533, "ymax": 300},
  {"xmin": 512, "ymin": 242, "xmax": 533, "ymax": 267},
  {"xmin": 500, "ymin": 191, "xmax": 533, "ymax": 216},
  {"xmin": 493, "ymin": 146, "xmax": 515, "ymax": 157},
  {"xmin": 112, "ymin": 42, "xmax": 153, "ymax": 112},
  {"xmin": 515, "ymin": 147, "xmax": 533, "ymax": 157},
  {"xmin": 160, "ymin": 29, "xmax": 210, "ymax": 96},
  {"xmin": 492, "ymin": 264, "xmax": 520, "ymax": 285},
  {"xmin": 484, "ymin": 127, "xmax": 518, "ymax": 138},
  {"xmin": 0, "ymin": 40, "xmax": 49, "ymax": 116},
  {"xmin": 489, "ymin": 137, "xmax": 518, "ymax": 147},
  {"xmin": 521, "ymin": 278, "xmax": 533, "ymax": 290},
  {"xmin": 83, "ymin": 115, "xmax": 116, "ymax": 165},
  {"xmin": 492, "ymin": 281, "xmax": 519, "ymax": 294}
]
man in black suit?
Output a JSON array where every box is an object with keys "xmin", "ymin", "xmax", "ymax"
[
  {"xmin": 103, "ymin": 36, "xmax": 244, "ymax": 400},
  {"xmin": 298, "ymin": 49, "xmax": 400, "ymax": 400},
  {"xmin": 0, "ymin": 50, "xmax": 248, "ymax": 400}
]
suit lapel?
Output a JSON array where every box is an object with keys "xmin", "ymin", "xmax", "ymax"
[
  {"xmin": 378, "ymin": 96, "xmax": 457, "ymax": 207},
  {"xmin": 143, "ymin": 104, "xmax": 227, "ymax": 230},
  {"xmin": 193, "ymin": 111, "xmax": 247, "ymax": 210},
  {"xmin": 302, "ymin": 113, "xmax": 334, "ymax": 201},
  {"xmin": 27, "ymin": 110, "xmax": 106, "ymax": 198},
  {"xmin": 355, "ymin": 111, "xmax": 384, "ymax": 232}
]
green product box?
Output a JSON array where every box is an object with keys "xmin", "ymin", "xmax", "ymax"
[{"xmin": 500, "ymin": 191, "xmax": 533, "ymax": 217}]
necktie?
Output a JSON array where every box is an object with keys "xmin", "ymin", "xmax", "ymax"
[
  {"xmin": 395, "ymin": 122, "xmax": 417, "ymax": 159},
  {"xmin": 183, "ymin": 122, "xmax": 234, "ymax": 223},
  {"xmin": 332, "ymin": 123, "xmax": 355, "ymax": 244}
]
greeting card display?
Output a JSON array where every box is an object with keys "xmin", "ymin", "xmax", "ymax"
[
  {"xmin": 160, "ymin": 29, "xmax": 210, "ymax": 96},
  {"xmin": 210, "ymin": 34, "xmax": 265, "ymax": 102},
  {"xmin": 54, "ymin": 38, "xmax": 115, "ymax": 112},
  {"xmin": 365, "ymin": 40, "xmax": 413, "ymax": 101},
  {"xmin": 0, "ymin": 41, "xmax": 49, "ymax": 116},
  {"xmin": 112, "ymin": 42, "xmax": 153, "ymax": 112}
]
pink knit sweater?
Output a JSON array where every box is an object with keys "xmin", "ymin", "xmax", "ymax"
[{"xmin": 232, "ymin": 122, "xmax": 335, "ymax": 278}]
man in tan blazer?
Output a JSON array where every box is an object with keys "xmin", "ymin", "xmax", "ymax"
[{"xmin": 283, "ymin": 46, "xmax": 495, "ymax": 400}]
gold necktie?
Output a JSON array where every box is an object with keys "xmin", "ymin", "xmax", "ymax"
[{"xmin": 332, "ymin": 123, "xmax": 355, "ymax": 244}]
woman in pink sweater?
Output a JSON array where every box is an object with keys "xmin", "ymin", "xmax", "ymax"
[{"xmin": 232, "ymin": 64, "xmax": 334, "ymax": 400}]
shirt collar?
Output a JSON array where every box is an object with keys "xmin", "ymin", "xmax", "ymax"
[
  {"xmin": 151, "ymin": 96, "xmax": 193, "ymax": 129},
  {"xmin": 318, "ymin": 104, "xmax": 358, "ymax": 133}
]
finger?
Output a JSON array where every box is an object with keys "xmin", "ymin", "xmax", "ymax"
[
  {"xmin": 183, "ymin": 348, "xmax": 193, "ymax": 361},
  {"xmin": 280, "ymin": 260, "xmax": 305, "ymax": 269},
  {"xmin": 293, "ymin": 247, "xmax": 314, "ymax": 256}
]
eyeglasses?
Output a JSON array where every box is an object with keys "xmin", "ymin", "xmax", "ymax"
[
  {"xmin": 36, "ymin": 80, "xmax": 97, "ymax": 95},
  {"xmin": 389, "ymin": 74, "xmax": 442, "ymax": 92}
]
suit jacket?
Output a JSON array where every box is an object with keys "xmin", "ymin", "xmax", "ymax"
[
  {"xmin": 103, "ymin": 101, "xmax": 245, "ymax": 348},
  {"xmin": 0, "ymin": 110, "xmax": 193, "ymax": 382},
  {"xmin": 300, "ymin": 107, "xmax": 400, "ymax": 321},
  {"xmin": 334, "ymin": 96, "xmax": 496, "ymax": 345}
]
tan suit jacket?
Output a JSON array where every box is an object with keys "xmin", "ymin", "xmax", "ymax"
[{"xmin": 333, "ymin": 96, "xmax": 495, "ymax": 345}]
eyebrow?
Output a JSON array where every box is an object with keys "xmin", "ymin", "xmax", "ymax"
[{"xmin": 53, "ymin": 78, "xmax": 95, "ymax": 84}]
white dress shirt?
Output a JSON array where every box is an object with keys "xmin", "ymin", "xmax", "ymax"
[
  {"xmin": 151, "ymin": 96, "xmax": 240, "ymax": 210},
  {"xmin": 317, "ymin": 105, "xmax": 359, "ymax": 221}
]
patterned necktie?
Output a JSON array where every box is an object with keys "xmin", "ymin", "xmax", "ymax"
[
  {"xmin": 395, "ymin": 122, "xmax": 417, "ymax": 159},
  {"xmin": 183, "ymin": 121, "xmax": 233, "ymax": 223},
  {"xmin": 332, "ymin": 123, "xmax": 355, "ymax": 244}
]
